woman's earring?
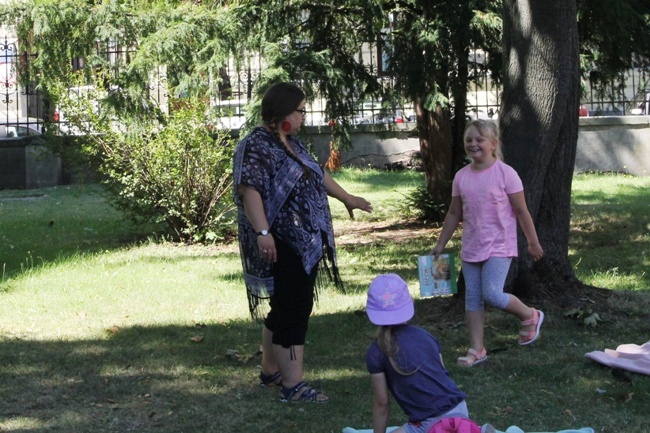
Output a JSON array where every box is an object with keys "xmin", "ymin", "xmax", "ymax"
[{"xmin": 281, "ymin": 121, "xmax": 292, "ymax": 132}]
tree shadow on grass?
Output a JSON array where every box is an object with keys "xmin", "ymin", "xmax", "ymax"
[
  {"xmin": 569, "ymin": 182, "xmax": 650, "ymax": 289},
  {"xmin": 0, "ymin": 312, "xmax": 377, "ymax": 433},
  {"xmin": 2, "ymin": 299, "xmax": 650, "ymax": 433}
]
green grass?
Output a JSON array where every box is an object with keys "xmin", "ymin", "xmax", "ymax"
[
  {"xmin": 0, "ymin": 184, "xmax": 161, "ymax": 280},
  {"xmin": 326, "ymin": 168, "xmax": 424, "ymax": 222},
  {"xmin": 0, "ymin": 169, "xmax": 648, "ymax": 433},
  {"xmin": 569, "ymin": 173, "xmax": 649, "ymax": 290}
]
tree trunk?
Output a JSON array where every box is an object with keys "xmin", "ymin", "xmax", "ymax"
[
  {"xmin": 406, "ymin": 1, "xmax": 474, "ymax": 222},
  {"xmin": 500, "ymin": 0, "xmax": 582, "ymax": 297},
  {"xmin": 416, "ymin": 98, "xmax": 454, "ymax": 221}
]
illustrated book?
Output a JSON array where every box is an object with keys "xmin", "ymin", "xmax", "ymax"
[{"xmin": 417, "ymin": 254, "xmax": 457, "ymax": 297}]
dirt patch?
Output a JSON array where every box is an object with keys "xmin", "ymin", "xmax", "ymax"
[
  {"xmin": 222, "ymin": 218, "xmax": 645, "ymax": 320},
  {"xmin": 335, "ymin": 219, "xmax": 436, "ymax": 245},
  {"xmin": 334, "ymin": 219, "xmax": 646, "ymax": 323}
]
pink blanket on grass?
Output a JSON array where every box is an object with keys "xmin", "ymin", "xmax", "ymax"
[
  {"xmin": 342, "ymin": 427, "xmax": 594, "ymax": 433},
  {"xmin": 585, "ymin": 341, "xmax": 650, "ymax": 376}
]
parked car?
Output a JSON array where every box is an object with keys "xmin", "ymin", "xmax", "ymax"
[
  {"xmin": 629, "ymin": 93, "xmax": 649, "ymax": 115},
  {"xmin": 208, "ymin": 98, "xmax": 248, "ymax": 130},
  {"xmin": 394, "ymin": 108, "xmax": 416, "ymax": 123},
  {"xmin": 466, "ymin": 107, "xmax": 498, "ymax": 120},
  {"xmin": 53, "ymin": 85, "xmax": 128, "ymax": 135},
  {"xmin": 353, "ymin": 101, "xmax": 409, "ymax": 124},
  {"xmin": 52, "ymin": 85, "xmax": 102, "ymax": 135},
  {"xmin": 0, "ymin": 117, "xmax": 44, "ymax": 139}
]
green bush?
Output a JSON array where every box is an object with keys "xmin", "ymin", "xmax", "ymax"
[
  {"xmin": 94, "ymin": 100, "xmax": 236, "ymax": 243},
  {"xmin": 400, "ymin": 185, "xmax": 449, "ymax": 222}
]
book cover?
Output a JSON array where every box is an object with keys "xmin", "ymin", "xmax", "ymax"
[{"xmin": 418, "ymin": 254, "xmax": 457, "ymax": 297}]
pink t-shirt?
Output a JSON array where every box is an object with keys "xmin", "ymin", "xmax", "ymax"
[{"xmin": 452, "ymin": 160, "xmax": 523, "ymax": 262}]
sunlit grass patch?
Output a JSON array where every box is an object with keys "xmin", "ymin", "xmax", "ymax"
[{"xmin": 0, "ymin": 170, "xmax": 648, "ymax": 432}]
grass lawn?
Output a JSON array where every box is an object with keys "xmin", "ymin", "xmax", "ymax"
[{"xmin": 0, "ymin": 170, "xmax": 648, "ymax": 433}]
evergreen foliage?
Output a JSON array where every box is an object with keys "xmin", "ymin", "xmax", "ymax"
[
  {"xmin": 578, "ymin": 0, "xmax": 650, "ymax": 81},
  {"xmin": 1, "ymin": 0, "xmax": 647, "ymax": 230},
  {"xmin": 2, "ymin": 0, "xmax": 240, "ymax": 243},
  {"xmin": 386, "ymin": 0, "xmax": 502, "ymax": 112}
]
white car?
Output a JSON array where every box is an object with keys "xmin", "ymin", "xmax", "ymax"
[
  {"xmin": 209, "ymin": 99, "xmax": 248, "ymax": 130},
  {"xmin": 630, "ymin": 94, "xmax": 649, "ymax": 115},
  {"xmin": 0, "ymin": 117, "xmax": 44, "ymax": 139},
  {"xmin": 52, "ymin": 85, "xmax": 101, "ymax": 135},
  {"xmin": 53, "ymin": 85, "xmax": 126, "ymax": 135},
  {"xmin": 353, "ymin": 101, "xmax": 395, "ymax": 124}
]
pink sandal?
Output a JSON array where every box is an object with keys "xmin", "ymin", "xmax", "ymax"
[
  {"xmin": 457, "ymin": 347, "xmax": 488, "ymax": 367},
  {"xmin": 519, "ymin": 308, "xmax": 544, "ymax": 345}
]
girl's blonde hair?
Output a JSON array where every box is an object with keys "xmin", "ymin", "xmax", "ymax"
[
  {"xmin": 376, "ymin": 325, "xmax": 419, "ymax": 376},
  {"xmin": 465, "ymin": 119, "xmax": 503, "ymax": 160}
]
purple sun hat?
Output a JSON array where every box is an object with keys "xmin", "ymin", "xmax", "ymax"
[{"xmin": 366, "ymin": 274, "xmax": 414, "ymax": 326}]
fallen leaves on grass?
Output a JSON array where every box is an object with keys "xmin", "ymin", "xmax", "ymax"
[
  {"xmin": 225, "ymin": 348, "xmax": 257, "ymax": 363},
  {"xmin": 106, "ymin": 325, "xmax": 120, "ymax": 334},
  {"xmin": 564, "ymin": 307, "xmax": 603, "ymax": 327},
  {"xmin": 492, "ymin": 406, "xmax": 513, "ymax": 416}
]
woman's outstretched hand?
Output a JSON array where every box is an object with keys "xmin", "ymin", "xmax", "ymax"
[{"xmin": 344, "ymin": 195, "xmax": 373, "ymax": 219}]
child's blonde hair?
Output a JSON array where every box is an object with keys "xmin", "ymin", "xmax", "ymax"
[
  {"xmin": 465, "ymin": 119, "xmax": 503, "ymax": 160},
  {"xmin": 376, "ymin": 326, "xmax": 419, "ymax": 376}
]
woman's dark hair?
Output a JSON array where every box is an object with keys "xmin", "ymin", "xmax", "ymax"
[
  {"xmin": 261, "ymin": 82, "xmax": 305, "ymax": 125},
  {"xmin": 260, "ymin": 82, "xmax": 312, "ymax": 178}
]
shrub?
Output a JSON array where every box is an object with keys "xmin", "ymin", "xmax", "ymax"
[
  {"xmin": 400, "ymin": 185, "xmax": 448, "ymax": 222},
  {"xmin": 94, "ymin": 100, "xmax": 236, "ymax": 243}
]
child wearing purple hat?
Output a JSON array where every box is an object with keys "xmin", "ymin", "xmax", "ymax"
[{"xmin": 365, "ymin": 274, "xmax": 479, "ymax": 433}]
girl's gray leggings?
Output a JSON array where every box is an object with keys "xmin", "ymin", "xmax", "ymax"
[{"xmin": 462, "ymin": 257, "xmax": 512, "ymax": 311}]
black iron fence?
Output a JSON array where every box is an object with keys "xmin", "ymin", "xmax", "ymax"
[
  {"xmin": 1, "ymin": 35, "xmax": 649, "ymax": 135},
  {"xmin": 581, "ymin": 68, "xmax": 650, "ymax": 116}
]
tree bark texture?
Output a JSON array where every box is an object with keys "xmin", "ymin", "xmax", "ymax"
[
  {"xmin": 415, "ymin": 98, "xmax": 454, "ymax": 220},
  {"xmin": 501, "ymin": 0, "xmax": 581, "ymax": 295},
  {"xmin": 401, "ymin": 0, "xmax": 474, "ymax": 222}
]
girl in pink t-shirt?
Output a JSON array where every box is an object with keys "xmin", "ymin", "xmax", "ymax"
[{"xmin": 431, "ymin": 120, "xmax": 545, "ymax": 367}]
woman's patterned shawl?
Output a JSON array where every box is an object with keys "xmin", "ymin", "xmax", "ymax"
[{"xmin": 233, "ymin": 127, "xmax": 342, "ymax": 319}]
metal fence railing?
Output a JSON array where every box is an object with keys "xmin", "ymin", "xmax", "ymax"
[
  {"xmin": 581, "ymin": 68, "xmax": 650, "ymax": 116},
  {"xmin": 2, "ymin": 36, "xmax": 649, "ymax": 137}
]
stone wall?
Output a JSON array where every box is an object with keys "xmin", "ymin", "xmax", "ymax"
[
  {"xmin": 303, "ymin": 124, "xmax": 420, "ymax": 170},
  {"xmin": 0, "ymin": 139, "xmax": 62, "ymax": 189},
  {"xmin": 2, "ymin": 116, "xmax": 648, "ymax": 190},
  {"xmin": 303, "ymin": 116, "xmax": 650, "ymax": 176},
  {"xmin": 575, "ymin": 116, "xmax": 650, "ymax": 176}
]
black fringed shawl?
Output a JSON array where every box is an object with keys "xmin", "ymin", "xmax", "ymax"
[{"xmin": 233, "ymin": 127, "xmax": 343, "ymax": 320}]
